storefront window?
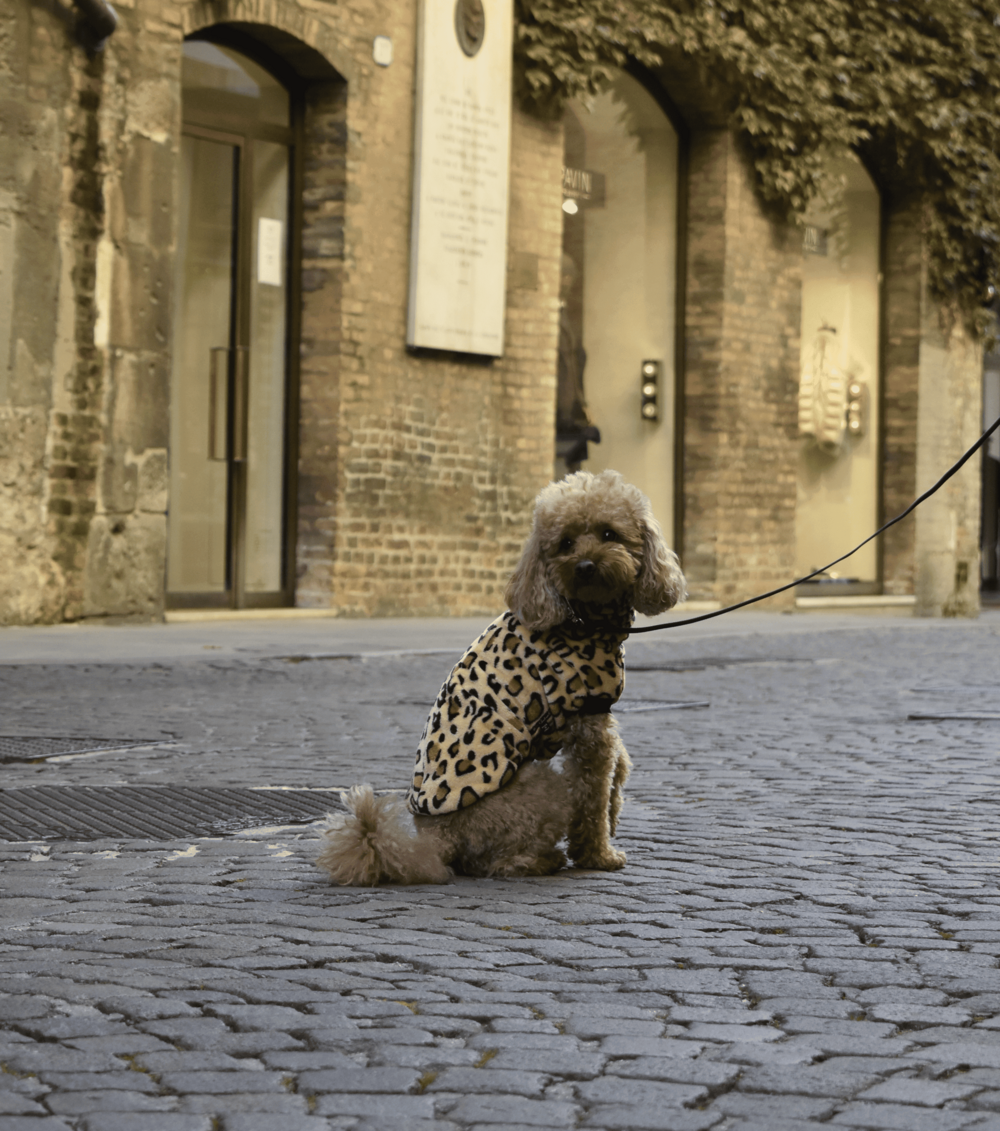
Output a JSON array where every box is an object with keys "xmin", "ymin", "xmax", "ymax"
[
  {"xmin": 559, "ymin": 72, "xmax": 679, "ymax": 533},
  {"xmin": 796, "ymin": 153, "xmax": 881, "ymax": 590}
]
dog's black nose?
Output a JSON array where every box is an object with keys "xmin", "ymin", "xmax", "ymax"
[{"xmin": 575, "ymin": 559, "xmax": 597, "ymax": 582}]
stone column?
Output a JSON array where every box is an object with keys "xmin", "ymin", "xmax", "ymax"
[
  {"xmin": 914, "ymin": 283, "xmax": 983, "ymax": 617},
  {"xmin": 75, "ymin": 24, "xmax": 176, "ymax": 622},
  {"xmin": 880, "ymin": 196, "xmax": 921, "ymax": 595},
  {"xmin": 681, "ymin": 130, "xmax": 801, "ymax": 607}
]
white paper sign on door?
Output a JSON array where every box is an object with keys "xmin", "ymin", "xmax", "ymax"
[{"xmin": 257, "ymin": 217, "xmax": 283, "ymax": 287}]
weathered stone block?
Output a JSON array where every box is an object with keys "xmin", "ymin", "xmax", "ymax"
[{"xmin": 82, "ymin": 511, "xmax": 166, "ymax": 619}]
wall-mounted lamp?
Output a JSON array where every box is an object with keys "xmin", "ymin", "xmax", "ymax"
[
  {"xmin": 73, "ymin": 0, "xmax": 117, "ymax": 51},
  {"xmin": 847, "ymin": 379, "xmax": 868, "ymax": 437},
  {"xmin": 641, "ymin": 359, "xmax": 660, "ymax": 421}
]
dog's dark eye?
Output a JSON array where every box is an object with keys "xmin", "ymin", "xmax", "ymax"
[
  {"xmin": 559, "ymin": 536, "xmax": 574, "ymax": 553},
  {"xmin": 602, "ymin": 528, "xmax": 618, "ymax": 542}
]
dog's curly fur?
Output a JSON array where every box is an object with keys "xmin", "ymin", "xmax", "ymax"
[{"xmin": 316, "ymin": 469, "xmax": 686, "ymax": 886}]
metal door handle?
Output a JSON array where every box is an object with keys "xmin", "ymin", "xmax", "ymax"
[
  {"xmin": 208, "ymin": 347, "xmax": 228, "ymax": 461},
  {"xmin": 232, "ymin": 346, "xmax": 249, "ymax": 462}
]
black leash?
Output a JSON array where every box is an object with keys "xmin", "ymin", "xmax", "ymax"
[{"xmin": 630, "ymin": 413, "xmax": 1000, "ymax": 634}]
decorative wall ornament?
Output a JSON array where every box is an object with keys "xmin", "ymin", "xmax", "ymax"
[
  {"xmin": 798, "ymin": 325, "xmax": 848, "ymax": 454},
  {"xmin": 408, "ymin": 0, "xmax": 512, "ymax": 355},
  {"xmin": 455, "ymin": 0, "xmax": 485, "ymax": 57}
]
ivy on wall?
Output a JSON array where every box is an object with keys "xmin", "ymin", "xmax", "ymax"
[{"xmin": 515, "ymin": 0, "xmax": 1000, "ymax": 337}]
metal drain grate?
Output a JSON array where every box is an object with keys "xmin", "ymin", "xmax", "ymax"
[
  {"xmin": 909, "ymin": 712, "xmax": 1000, "ymax": 722},
  {"xmin": 0, "ymin": 737, "xmax": 161, "ymax": 765},
  {"xmin": 615, "ymin": 699, "xmax": 709, "ymax": 713},
  {"xmin": 0, "ymin": 786, "xmax": 343, "ymax": 841}
]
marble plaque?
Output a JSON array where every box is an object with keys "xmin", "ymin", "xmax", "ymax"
[{"xmin": 407, "ymin": 0, "xmax": 513, "ymax": 356}]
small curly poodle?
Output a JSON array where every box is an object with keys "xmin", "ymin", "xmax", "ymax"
[{"xmin": 316, "ymin": 469, "xmax": 686, "ymax": 885}]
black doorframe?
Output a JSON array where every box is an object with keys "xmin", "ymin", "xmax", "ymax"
[{"xmin": 982, "ymin": 357, "xmax": 1000, "ymax": 601}]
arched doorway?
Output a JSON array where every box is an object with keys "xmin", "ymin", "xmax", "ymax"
[
  {"xmin": 167, "ymin": 35, "xmax": 299, "ymax": 609},
  {"xmin": 796, "ymin": 153, "xmax": 882, "ymax": 593},
  {"xmin": 558, "ymin": 71, "xmax": 682, "ymax": 538}
]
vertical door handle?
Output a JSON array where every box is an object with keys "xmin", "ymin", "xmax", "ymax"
[
  {"xmin": 232, "ymin": 346, "xmax": 249, "ymax": 462},
  {"xmin": 208, "ymin": 347, "xmax": 229, "ymax": 461}
]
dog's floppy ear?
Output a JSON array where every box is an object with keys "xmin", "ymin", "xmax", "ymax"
[
  {"xmin": 504, "ymin": 525, "xmax": 569, "ymax": 631},
  {"xmin": 633, "ymin": 509, "xmax": 687, "ymax": 615}
]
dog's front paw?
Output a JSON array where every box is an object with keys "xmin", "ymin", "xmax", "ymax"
[{"xmin": 574, "ymin": 847, "xmax": 627, "ymax": 871}]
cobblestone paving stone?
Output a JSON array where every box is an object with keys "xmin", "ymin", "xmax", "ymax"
[{"xmin": 1, "ymin": 610, "xmax": 1000, "ymax": 1130}]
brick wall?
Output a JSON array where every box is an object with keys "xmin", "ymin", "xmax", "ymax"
[
  {"xmin": 0, "ymin": 0, "xmax": 565, "ymax": 624},
  {"xmin": 881, "ymin": 195, "xmax": 983, "ymax": 612},
  {"xmin": 0, "ymin": 0, "xmax": 180, "ymax": 623},
  {"xmin": 0, "ymin": 0, "xmax": 981, "ymax": 624},
  {"xmin": 881, "ymin": 196, "xmax": 922, "ymax": 595},
  {"xmin": 287, "ymin": 1, "xmax": 563, "ymax": 617},
  {"xmin": 0, "ymin": 0, "xmax": 76, "ymax": 623},
  {"xmin": 296, "ymin": 78, "xmax": 348, "ymax": 607},
  {"xmin": 325, "ymin": 102, "xmax": 564, "ymax": 617},
  {"xmin": 681, "ymin": 130, "xmax": 801, "ymax": 606},
  {"xmin": 81, "ymin": 19, "xmax": 178, "ymax": 620}
]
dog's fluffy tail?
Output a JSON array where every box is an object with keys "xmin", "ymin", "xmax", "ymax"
[{"xmin": 316, "ymin": 785, "xmax": 451, "ymax": 886}]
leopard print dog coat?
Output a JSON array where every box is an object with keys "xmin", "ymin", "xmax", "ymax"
[{"xmin": 407, "ymin": 603, "xmax": 630, "ymax": 816}]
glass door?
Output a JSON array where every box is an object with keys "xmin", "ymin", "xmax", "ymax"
[
  {"xmin": 559, "ymin": 72, "xmax": 680, "ymax": 539},
  {"xmin": 167, "ymin": 38, "xmax": 295, "ymax": 608},
  {"xmin": 168, "ymin": 132, "xmax": 238, "ymax": 597}
]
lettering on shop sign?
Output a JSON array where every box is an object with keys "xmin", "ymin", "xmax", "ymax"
[
  {"xmin": 561, "ymin": 166, "xmax": 606, "ymax": 208},
  {"xmin": 407, "ymin": 0, "xmax": 513, "ymax": 356}
]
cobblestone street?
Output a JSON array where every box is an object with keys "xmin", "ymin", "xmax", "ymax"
[{"xmin": 1, "ymin": 608, "xmax": 1000, "ymax": 1131}]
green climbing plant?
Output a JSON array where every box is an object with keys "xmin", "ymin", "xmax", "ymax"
[{"xmin": 515, "ymin": 0, "xmax": 1000, "ymax": 337}]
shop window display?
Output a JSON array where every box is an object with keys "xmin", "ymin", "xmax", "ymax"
[
  {"xmin": 559, "ymin": 73, "xmax": 680, "ymax": 536},
  {"xmin": 796, "ymin": 153, "xmax": 882, "ymax": 591}
]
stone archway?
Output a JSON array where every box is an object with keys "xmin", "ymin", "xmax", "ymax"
[
  {"xmin": 182, "ymin": 0, "xmax": 354, "ymax": 82},
  {"xmin": 178, "ymin": 7, "xmax": 350, "ymax": 608}
]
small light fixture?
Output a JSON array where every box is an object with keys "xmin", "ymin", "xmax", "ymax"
[
  {"xmin": 73, "ymin": 0, "xmax": 117, "ymax": 51},
  {"xmin": 847, "ymin": 380, "xmax": 867, "ymax": 437},
  {"xmin": 641, "ymin": 360, "xmax": 660, "ymax": 421},
  {"xmin": 562, "ymin": 198, "xmax": 579, "ymax": 215},
  {"xmin": 373, "ymin": 36, "xmax": 393, "ymax": 66}
]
